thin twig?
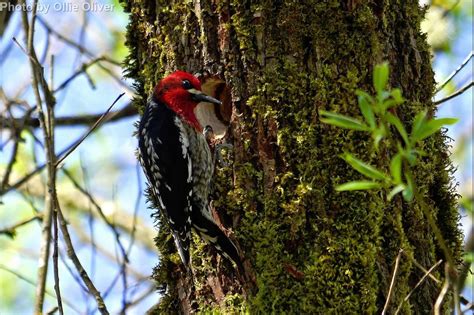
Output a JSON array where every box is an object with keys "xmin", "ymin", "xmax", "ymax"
[
  {"xmin": 0, "ymin": 108, "xmax": 132, "ymax": 197},
  {"xmin": 36, "ymin": 16, "xmax": 120, "ymax": 66},
  {"xmin": 434, "ymin": 81, "xmax": 473, "ymax": 106},
  {"xmin": 39, "ymin": 29, "xmax": 51, "ymax": 65},
  {"xmin": 1, "ymin": 129, "xmax": 21, "ymax": 189},
  {"xmin": 435, "ymin": 51, "xmax": 473, "ymax": 93},
  {"xmin": 58, "ymin": 248, "xmax": 89, "ymax": 294},
  {"xmin": 0, "ymin": 264, "xmax": 82, "ymax": 314},
  {"xmin": 79, "ymin": 156, "xmax": 98, "ymax": 283},
  {"xmin": 16, "ymin": 0, "xmax": 55, "ymax": 311},
  {"xmin": 54, "ymin": 57, "xmax": 106, "ymax": 93},
  {"xmin": 75, "ymin": 4, "xmax": 90, "ymax": 68},
  {"xmin": 0, "ymin": 215, "xmax": 42, "ymax": 237},
  {"xmin": 401, "ymin": 250, "xmax": 472, "ymax": 307},
  {"xmin": 36, "ymin": 16, "xmax": 133, "ymax": 93},
  {"xmin": 55, "ymin": 93, "xmax": 125, "ymax": 167},
  {"xmin": 62, "ymin": 164, "xmax": 130, "ymax": 263},
  {"xmin": 70, "ymin": 221, "xmax": 149, "ymax": 281},
  {"xmin": 55, "ymin": 199, "xmax": 110, "ymax": 314},
  {"xmin": 45, "ymin": 307, "xmax": 59, "ymax": 315},
  {"xmin": 0, "ymin": 161, "xmax": 46, "ymax": 197},
  {"xmin": 44, "ymin": 53, "xmax": 64, "ymax": 315},
  {"xmin": 121, "ymin": 285, "xmax": 156, "ymax": 313},
  {"xmin": 462, "ymin": 302, "xmax": 474, "ymax": 314},
  {"xmin": 12, "ymin": 37, "xmax": 42, "ymax": 68},
  {"xmin": 0, "ymin": 103, "xmax": 137, "ymax": 130},
  {"xmin": 394, "ymin": 259, "xmax": 443, "ymax": 314},
  {"xmin": 1, "ymin": 106, "xmax": 36, "ymax": 190},
  {"xmin": 382, "ymin": 249, "xmax": 404, "ymax": 315},
  {"xmin": 52, "ymin": 230, "xmax": 63, "ymax": 315},
  {"xmin": 403, "ymin": 251, "xmax": 441, "ymax": 284},
  {"xmin": 434, "ymin": 278, "xmax": 450, "ymax": 315},
  {"xmin": 63, "ymin": 168, "xmax": 130, "ymax": 303}
]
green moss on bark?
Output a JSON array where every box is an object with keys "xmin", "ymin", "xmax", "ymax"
[{"xmin": 122, "ymin": 0, "xmax": 462, "ymax": 313}]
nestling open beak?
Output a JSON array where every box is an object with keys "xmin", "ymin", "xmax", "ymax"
[{"xmin": 189, "ymin": 88, "xmax": 222, "ymax": 105}]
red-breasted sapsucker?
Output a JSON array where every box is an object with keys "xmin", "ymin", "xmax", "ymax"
[{"xmin": 137, "ymin": 71, "xmax": 241, "ymax": 271}]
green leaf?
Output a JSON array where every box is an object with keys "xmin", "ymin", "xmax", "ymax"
[
  {"xmin": 336, "ymin": 181, "xmax": 382, "ymax": 191},
  {"xmin": 342, "ymin": 153, "xmax": 387, "ymax": 180},
  {"xmin": 355, "ymin": 89, "xmax": 375, "ymax": 104},
  {"xmin": 391, "ymin": 88, "xmax": 404, "ymax": 104},
  {"xmin": 373, "ymin": 125, "xmax": 386, "ymax": 150},
  {"xmin": 387, "ymin": 184, "xmax": 406, "ymax": 201},
  {"xmin": 381, "ymin": 99, "xmax": 396, "ymax": 110},
  {"xmin": 357, "ymin": 93, "xmax": 376, "ymax": 129},
  {"xmin": 386, "ymin": 113, "xmax": 409, "ymax": 145},
  {"xmin": 410, "ymin": 110, "xmax": 427, "ymax": 142},
  {"xmin": 405, "ymin": 151, "xmax": 417, "ymax": 166},
  {"xmin": 411, "ymin": 117, "xmax": 459, "ymax": 143},
  {"xmin": 374, "ymin": 62, "xmax": 389, "ymax": 94},
  {"xmin": 402, "ymin": 186, "xmax": 413, "ymax": 201},
  {"xmin": 390, "ymin": 153, "xmax": 403, "ymax": 184},
  {"xmin": 402, "ymin": 171, "xmax": 414, "ymax": 202},
  {"xmin": 320, "ymin": 111, "xmax": 370, "ymax": 131}
]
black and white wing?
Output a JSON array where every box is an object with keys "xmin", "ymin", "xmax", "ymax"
[{"xmin": 138, "ymin": 99, "xmax": 193, "ymax": 267}]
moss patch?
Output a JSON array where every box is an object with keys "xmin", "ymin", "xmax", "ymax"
[{"xmin": 122, "ymin": 0, "xmax": 462, "ymax": 313}]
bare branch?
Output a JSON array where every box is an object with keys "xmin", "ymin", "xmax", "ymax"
[
  {"xmin": 70, "ymin": 221, "xmax": 149, "ymax": 281},
  {"xmin": 54, "ymin": 57, "xmax": 107, "ymax": 93},
  {"xmin": 0, "ymin": 103, "xmax": 137, "ymax": 130},
  {"xmin": 434, "ymin": 278, "xmax": 450, "ymax": 315},
  {"xmin": 62, "ymin": 167, "xmax": 130, "ymax": 264},
  {"xmin": 462, "ymin": 302, "xmax": 474, "ymax": 314},
  {"xmin": 434, "ymin": 81, "xmax": 473, "ymax": 106},
  {"xmin": 56, "ymin": 199, "xmax": 110, "ymax": 314},
  {"xmin": 1, "ymin": 129, "xmax": 21, "ymax": 190},
  {"xmin": 121, "ymin": 285, "xmax": 156, "ymax": 313},
  {"xmin": 435, "ymin": 51, "xmax": 473, "ymax": 93},
  {"xmin": 404, "ymin": 252, "xmax": 441, "ymax": 284},
  {"xmin": 1, "ymin": 105, "xmax": 135, "ymax": 198},
  {"xmin": 36, "ymin": 16, "xmax": 121, "ymax": 66},
  {"xmin": 0, "ymin": 215, "xmax": 42, "ymax": 237},
  {"xmin": 36, "ymin": 16, "xmax": 133, "ymax": 93},
  {"xmin": 55, "ymin": 93, "xmax": 125, "ymax": 167},
  {"xmin": 0, "ymin": 264, "xmax": 82, "ymax": 314},
  {"xmin": 16, "ymin": 0, "xmax": 57, "ymax": 311},
  {"xmin": 394, "ymin": 259, "xmax": 443, "ymax": 314},
  {"xmin": 382, "ymin": 249, "xmax": 404, "ymax": 315}
]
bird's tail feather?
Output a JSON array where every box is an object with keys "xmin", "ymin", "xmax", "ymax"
[
  {"xmin": 191, "ymin": 212, "xmax": 242, "ymax": 270},
  {"xmin": 172, "ymin": 231, "xmax": 190, "ymax": 270}
]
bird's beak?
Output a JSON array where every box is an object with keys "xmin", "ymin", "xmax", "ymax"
[{"xmin": 189, "ymin": 88, "xmax": 222, "ymax": 105}]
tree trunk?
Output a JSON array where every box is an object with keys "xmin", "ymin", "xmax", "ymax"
[{"xmin": 122, "ymin": 0, "xmax": 462, "ymax": 313}]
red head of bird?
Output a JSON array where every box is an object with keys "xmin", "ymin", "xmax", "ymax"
[{"xmin": 153, "ymin": 71, "xmax": 222, "ymax": 131}]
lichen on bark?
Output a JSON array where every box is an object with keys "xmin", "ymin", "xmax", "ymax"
[{"xmin": 122, "ymin": 0, "xmax": 462, "ymax": 313}]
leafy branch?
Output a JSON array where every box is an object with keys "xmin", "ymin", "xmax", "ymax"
[
  {"xmin": 320, "ymin": 62, "xmax": 458, "ymax": 202},
  {"xmin": 320, "ymin": 62, "xmax": 467, "ymax": 311}
]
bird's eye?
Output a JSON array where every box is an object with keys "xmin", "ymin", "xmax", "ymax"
[{"xmin": 182, "ymin": 80, "xmax": 192, "ymax": 89}]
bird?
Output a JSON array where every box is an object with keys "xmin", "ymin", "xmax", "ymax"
[{"xmin": 137, "ymin": 70, "xmax": 242, "ymax": 272}]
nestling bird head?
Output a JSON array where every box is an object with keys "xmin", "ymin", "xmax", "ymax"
[{"xmin": 154, "ymin": 71, "xmax": 222, "ymax": 131}]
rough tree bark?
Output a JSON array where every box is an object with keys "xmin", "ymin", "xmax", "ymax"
[{"xmin": 122, "ymin": 0, "xmax": 462, "ymax": 313}]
